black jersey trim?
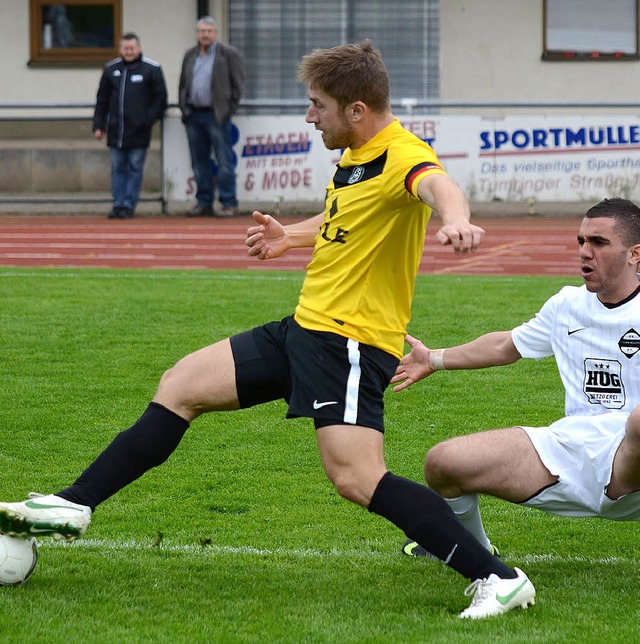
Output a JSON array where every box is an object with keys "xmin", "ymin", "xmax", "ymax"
[
  {"xmin": 333, "ymin": 151, "xmax": 388, "ymax": 189},
  {"xmin": 601, "ymin": 284, "xmax": 640, "ymax": 309}
]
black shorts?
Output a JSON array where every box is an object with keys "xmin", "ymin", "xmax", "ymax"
[{"xmin": 229, "ymin": 316, "xmax": 399, "ymax": 432}]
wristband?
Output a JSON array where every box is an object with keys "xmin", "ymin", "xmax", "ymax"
[{"xmin": 429, "ymin": 348, "xmax": 446, "ymax": 371}]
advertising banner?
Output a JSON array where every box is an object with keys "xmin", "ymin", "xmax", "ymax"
[
  {"xmin": 163, "ymin": 114, "xmax": 337, "ymax": 206},
  {"xmin": 163, "ymin": 113, "xmax": 640, "ymax": 204},
  {"xmin": 475, "ymin": 115, "xmax": 640, "ymax": 202}
]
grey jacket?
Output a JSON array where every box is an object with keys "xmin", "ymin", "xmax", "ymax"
[{"xmin": 178, "ymin": 42, "xmax": 245, "ymax": 124}]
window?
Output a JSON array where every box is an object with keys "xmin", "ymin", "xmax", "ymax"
[
  {"xmin": 229, "ymin": 0, "xmax": 439, "ymax": 108},
  {"xmin": 29, "ymin": 0, "xmax": 122, "ymax": 66},
  {"xmin": 543, "ymin": 0, "xmax": 639, "ymax": 60}
]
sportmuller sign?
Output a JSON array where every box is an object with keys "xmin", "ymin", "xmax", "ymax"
[
  {"xmin": 474, "ymin": 115, "xmax": 640, "ymax": 202},
  {"xmin": 163, "ymin": 113, "xmax": 640, "ymax": 205}
]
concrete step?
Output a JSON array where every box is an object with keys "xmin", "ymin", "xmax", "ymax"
[{"xmin": 0, "ymin": 139, "xmax": 161, "ymax": 193}]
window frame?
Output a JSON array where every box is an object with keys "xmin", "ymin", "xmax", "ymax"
[
  {"xmin": 29, "ymin": 0, "xmax": 122, "ymax": 67},
  {"xmin": 542, "ymin": 0, "xmax": 640, "ymax": 61}
]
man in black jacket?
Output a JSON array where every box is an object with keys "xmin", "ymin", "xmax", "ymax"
[
  {"xmin": 178, "ymin": 16, "xmax": 245, "ymax": 218},
  {"xmin": 93, "ymin": 33, "xmax": 168, "ymax": 219}
]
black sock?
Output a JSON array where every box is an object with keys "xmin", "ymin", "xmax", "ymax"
[
  {"xmin": 57, "ymin": 402, "xmax": 189, "ymax": 511},
  {"xmin": 369, "ymin": 472, "xmax": 516, "ymax": 581}
]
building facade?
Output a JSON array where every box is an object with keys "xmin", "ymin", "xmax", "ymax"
[{"xmin": 2, "ymin": 1, "xmax": 640, "ymax": 205}]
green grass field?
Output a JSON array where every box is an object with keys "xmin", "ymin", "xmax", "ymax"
[{"xmin": 0, "ymin": 267, "xmax": 638, "ymax": 643}]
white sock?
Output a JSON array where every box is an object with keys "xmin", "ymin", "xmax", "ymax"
[{"xmin": 446, "ymin": 494, "xmax": 492, "ymax": 551}]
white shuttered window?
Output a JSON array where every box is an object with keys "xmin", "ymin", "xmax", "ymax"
[{"xmin": 230, "ymin": 0, "xmax": 439, "ymax": 107}]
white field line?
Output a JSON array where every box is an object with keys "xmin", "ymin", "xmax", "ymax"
[
  {"xmin": 44, "ymin": 538, "xmax": 336, "ymax": 558},
  {"xmin": 0, "ymin": 270, "xmax": 303, "ymax": 281},
  {"xmin": 40, "ymin": 537, "xmax": 634, "ymax": 566}
]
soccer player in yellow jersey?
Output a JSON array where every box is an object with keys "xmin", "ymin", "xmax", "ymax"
[{"xmin": 0, "ymin": 41, "xmax": 534, "ymax": 619}]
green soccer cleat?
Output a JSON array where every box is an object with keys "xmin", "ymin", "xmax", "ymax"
[
  {"xmin": 0, "ymin": 493, "xmax": 91, "ymax": 542},
  {"xmin": 402, "ymin": 538, "xmax": 500, "ymax": 559},
  {"xmin": 459, "ymin": 567, "xmax": 536, "ymax": 619}
]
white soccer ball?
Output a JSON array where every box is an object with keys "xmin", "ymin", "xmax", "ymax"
[{"xmin": 0, "ymin": 534, "xmax": 38, "ymax": 586}]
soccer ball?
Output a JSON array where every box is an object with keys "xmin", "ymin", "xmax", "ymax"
[{"xmin": 0, "ymin": 534, "xmax": 38, "ymax": 586}]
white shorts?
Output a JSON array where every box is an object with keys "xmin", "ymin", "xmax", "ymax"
[{"xmin": 521, "ymin": 411, "xmax": 640, "ymax": 520}]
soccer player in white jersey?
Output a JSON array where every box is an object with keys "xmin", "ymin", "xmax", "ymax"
[{"xmin": 393, "ymin": 197, "xmax": 640, "ymax": 558}]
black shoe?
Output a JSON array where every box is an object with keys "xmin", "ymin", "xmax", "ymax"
[
  {"xmin": 120, "ymin": 208, "xmax": 134, "ymax": 219},
  {"xmin": 402, "ymin": 539, "xmax": 437, "ymax": 559},
  {"xmin": 402, "ymin": 538, "xmax": 501, "ymax": 559},
  {"xmin": 108, "ymin": 207, "xmax": 124, "ymax": 219},
  {"xmin": 186, "ymin": 205, "xmax": 214, "ymax": 217}
]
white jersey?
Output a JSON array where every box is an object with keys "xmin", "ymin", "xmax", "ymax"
[{"xmin": 511, "ymin": 284, "xmax": 640, "ymax": 416}]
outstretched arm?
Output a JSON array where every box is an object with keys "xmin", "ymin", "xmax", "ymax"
[
  {"xmin": 418, "ymin": 173, "xmax": 484, "ymax": 254},
  {"xmin": 245, "ymin": 211, "xmax": 323, "ymax": 260},
  {"xmin": 391, "ymin": 330, "xmax": 522, "ymax": 392}
]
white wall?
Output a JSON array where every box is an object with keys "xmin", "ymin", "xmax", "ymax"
[
  {"xmin": 441, "ymin": 0, "xmax": 640, "ymax": 108},
  {"xmin": 0, "ymin": 0, "xmax": 229, "ymax": 109},
  {"xmin": 121, "ymin": 0, "xmax": 198, "ymax": 104},
  {"xmin": 4, "ymin": 0, "xmax": 640, "ymax": 111}
]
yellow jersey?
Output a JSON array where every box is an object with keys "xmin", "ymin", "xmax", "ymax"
[{"xmin": 294, "ymin": 119, "xmax": 446, "ymax": 358}]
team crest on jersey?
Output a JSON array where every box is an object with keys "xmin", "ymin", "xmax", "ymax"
[
  {"xmin": 347, "ymin": 166, "xmax": 365, "ymax": 184},
  {"xmin": 583, "ymin": 358, "xmax": 624, "ymax": 409},
  {"xmin": 618, "ymin": 328, "xmax": 640, "ymax": 358}
]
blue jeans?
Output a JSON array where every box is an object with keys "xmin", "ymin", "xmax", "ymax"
[
  {"xmin": 110, "ymin": 147, "xmax": 147, "ymax": 211},
  {"xmin": 184, "ymin": 111, "xmax": 237, "ymax": 208}
]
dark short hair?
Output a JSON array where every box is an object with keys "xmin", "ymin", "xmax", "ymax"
[
  {"xmin": 585, "ymin": 197, "xmax": 640, "ymax": 246},
  {"xmin": 297, "ymin": 39, "xmax": 390, "ymax": 112},
  {"xmin": 121, "ymin": 32, "xmax": 140, "ymax": 43}
]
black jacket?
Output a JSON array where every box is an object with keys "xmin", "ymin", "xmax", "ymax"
[{"xmin": 93, "ymin": 54, "xmax": 168, "ymax": 149}]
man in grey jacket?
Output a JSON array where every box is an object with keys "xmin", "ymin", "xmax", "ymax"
[{"xmin": 178, "ymin": 16, "xmax": 245, "ymax": 218}]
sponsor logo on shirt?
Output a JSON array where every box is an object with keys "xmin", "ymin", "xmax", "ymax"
[
  {"xmin": 583, "ymin": 358, "xmax": 625, "ymax": 409},
  {"xmin": 619, "ymin": 328, "xmax": 640, "ymax": 358}
]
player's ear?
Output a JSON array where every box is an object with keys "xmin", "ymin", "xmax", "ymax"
[
  {"xmin": 348, "ymin": 101, "xmax": 366, "ymax": 122},
  {"xmin": 629, "ymin": 243, "xmax": 640, "ymax": 267}
]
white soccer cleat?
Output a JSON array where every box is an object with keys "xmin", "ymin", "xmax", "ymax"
[
  {"xmin": 459, "ymin": 567, "xmax": 535, "ymax": 619},
  {"xmin": 0, "ymin": 493, "xmax": 91, "ymax": 542}
]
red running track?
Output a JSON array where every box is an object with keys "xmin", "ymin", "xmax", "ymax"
[{"xmin": 0, "ymin": 215, "xmax": 582, "ymax": 276}]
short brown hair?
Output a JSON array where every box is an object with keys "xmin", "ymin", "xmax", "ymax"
[{"xmin": 297, "ymin": 39, "xmax": 390, "ymax": 112}]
